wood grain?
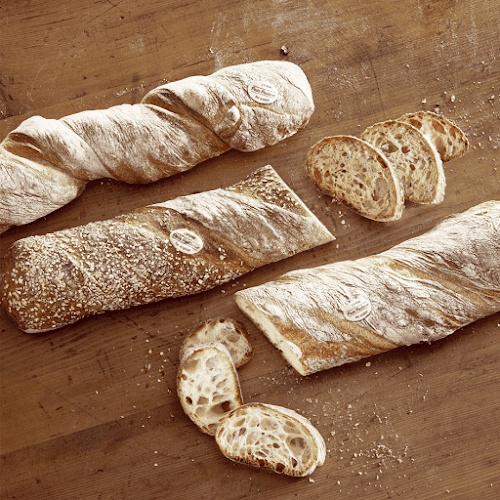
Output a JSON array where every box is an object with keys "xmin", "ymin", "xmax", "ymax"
[{"xmin": 1, "ymin": 0, "xmax": 499, "ymax": 499}]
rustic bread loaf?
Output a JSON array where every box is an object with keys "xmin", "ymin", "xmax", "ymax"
[
  {"xmin": 0, "ymin": 166, "xmax": 334, "ymax": 333},
  {"xmin": 179, "ymin": 318, "xmax": 253, "ymax": 368},
  {"xmin": 397, "ymin": 110, "xmax": 469, "ymax": 162},
  {"xmin": 215, "ymin": 403, "xmax": 326, "ymax": 477},
  {"xmin": 306, "ymin": 135, "xmax": 404, "ymax": 222},
  {"xmin": 0, "ymin": 61, "xmax": 314, "ymax": 233},
  {"xmin": 360, "ymin": 119, "xmax": 445, "ymax": 204},
  {"xmin": 235, "ymin": 200, "xmax": 500, "ymax": 375},
  {"xmin": 177, "ymin": 343, "xmax": 243, "ymax": 436}
]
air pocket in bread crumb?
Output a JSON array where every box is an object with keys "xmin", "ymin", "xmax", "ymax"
[
  {"xmin": 177, "ymin": 343, "xmax": 243, "ymax": 435},
  {"xmin": 306, "ymin": 135, "xmax": 404, "ymax": 222},
  {"xmin": 215, "ymin": 402, "xmax": 326, "ymax": 477}
]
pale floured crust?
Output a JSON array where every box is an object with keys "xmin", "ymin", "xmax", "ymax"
[
  {"xmin": 360, "ymin": 120, "xmax": 445, "ymax": 204},
  {"xmin": 215, "ymin": 402, "xmax": 326, "ymax": 477},
  {"xmin": 0, "ymin": 61, "xmax": 314, "ymax": 233},
  {"xmin": 0, "ymin": 166, "xmax": 334, "ymax": 333},
  {"xmin": 179, "ymin": 318, "xmax": 253, "ymax": 368},
  {"xmin": 235, "ymin": 201, "xmax": 500, "ymax": 375},
  {"xmin": 306, "ymin": 135, "xmax": 404, "ymax": 222}
]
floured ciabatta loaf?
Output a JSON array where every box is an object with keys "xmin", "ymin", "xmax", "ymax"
[
  {"xmin": 360, "ymin": 119, "xmax": 445, "ymax": 205},
  {"xmin": 177, "ymin": 343, "xmax": 243, "ymax": 436},
  {"xmin": 0, "ymin": 166, "xmax": 334, "ymax": 333},
  {"xmin": 0, "ymin": 60, "xmax": 315, "ymax": 233},
  {"xmin": 215, "ymin": 403, "xmax": 326, "ymax": 477},
  {"xmin": 179, "ymin": 318, "xmax": 253, "ymax": 368},
  {"xmin": 235, "ymin": 201, "xmax": 500, "ymax": 375}
]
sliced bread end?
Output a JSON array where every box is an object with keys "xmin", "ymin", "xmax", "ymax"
[
  {"xmin": 215, "ymin": 402, "xmax": 326, "ymax": 477},
  {"xmin": 306, "ymin": 135, "xmax": 404, "ymax": 222},
  {"xmin": 361, "ymin": 119, "xmax": 446, "ymax": 205},
  {"xmin": 397, "ymin": 110, "xmax": 470, "ymax": 162},
  {"xmin": 179, "ymin": 318, "xmax": 254, "ymax": 368},
  {"xmin": 177, "ymin": 343, "xmax": 243, "ymax": 436}
]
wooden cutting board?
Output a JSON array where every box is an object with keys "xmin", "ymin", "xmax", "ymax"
[{"xmin": 1, "ymin": 1, "xmax": 499, "ymax": 499}]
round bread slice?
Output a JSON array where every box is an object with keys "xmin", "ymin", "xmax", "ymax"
[
  {"xmin": 177, "ymin": 343, "xmax": 243, "ymax": 435},
  {"xmin": 179, "ymin": 318, "xmax": 253, "ymax": 368},
  {"xmin": 361, "ymin": 119, "xmax": 445, "ymax": 204},
  {"xmin": 215, "ymin": 403, "xmax": 326, "ymax": 477},
  {"xmin": 397, "ymin": 111, "xmax": 470, "ymax": 162},
  {"xmin": 306, "ymin": 135, "xmax": 404, "ymax": 222}
]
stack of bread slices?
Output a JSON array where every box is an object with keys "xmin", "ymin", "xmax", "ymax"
[
  {"xmin": 306, "ymin": 111, "xmax": 470, "ymax": 222},
  {"xmin": 177, "ymin": 318, "xmax": 326, "ymax": 477}
]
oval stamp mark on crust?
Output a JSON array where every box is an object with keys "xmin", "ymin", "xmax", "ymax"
[
  {"xmin": 248, "ymin": 81, "xmax": 279, "ymax": 105},
  {"xmin": 170, "ymin": 228, "xmax": 204, "ymax": 254},
  {"xmin": 342, "ymin": 296, "xmax": 372, "ymax": 322}
]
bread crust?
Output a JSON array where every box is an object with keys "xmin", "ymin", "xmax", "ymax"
[
  {"xmin": 235, "ymin": 201, "xmax": 500, "ymax": 375},
  {"xmin": 0, "ymin": 61, "xmax": 314, "ymax": 232},
  {"xmin": 0, "ymin": 166, "xmax": 334, "ymax": 333}
]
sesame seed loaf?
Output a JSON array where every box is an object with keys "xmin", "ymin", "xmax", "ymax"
[
  {"xmin": 0, "ymin": 165, "xmax": 334, "ymax": 333},
  {"xmin": 0, "ymin": 60, "xmax": 315, "ymax": 233},
  {"xmin": 235, "ymin": 200, "xmax": 500, "ymax": 375}
]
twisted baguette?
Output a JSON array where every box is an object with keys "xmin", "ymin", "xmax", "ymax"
[
  {"xmin": 0, "ymin": 166, "xmax": 334, "ymax": 333},
  {"xmin": 235, "ymin": 200, "xmax": 500, "ymax": 375},
  {"xmin": 0, "ymin": 61, "xmax": 314, "ymax": 233}
]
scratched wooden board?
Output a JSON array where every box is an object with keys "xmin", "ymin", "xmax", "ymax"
[{"xmin": 0, "ymin": 0, "xmax": 499, "ymax": 499}]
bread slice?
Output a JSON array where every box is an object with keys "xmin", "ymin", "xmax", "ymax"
[
  {"xmin": 215, "ymin": 403, "xmax": 326, "ymax": 477},
  {"xmin": 177, "ymin": 343, "xmax": 243, "ymax": 435},
  {"xmin": 397, "ymin": 111, "xmax": 470, "ymax": 162},
  {"xmin": 361, "ymin": 119, "xmax": 445, "ymax": 204},
  {"xmin": 179, "ymin": 318, "xmax": 253, "ymax": 368},
  {"xmin": 306, "ymin": 135, "xmax": 404, "ymax": 222}
]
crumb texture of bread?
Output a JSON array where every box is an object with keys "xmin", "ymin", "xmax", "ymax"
[
  {"xmin": 215, "ymin": 403, "xmax": 326, "ymax": 477},
  {"xmin": 177, "ymin": 344, "xmax": 243, "ymax": 435},
  {"xmin": 306, "ymin": 135, "xmax": 404, "ymax": 222},
  {"xmin": 179, "ymin": 318, "xmax": 253, "ymax": 368},
  {"xmin": 235, "ymin": 200, "xmax": 500, "ymax": 375},
  {"xmin": 306, "ymin": 111, "xmax": 469, "ymax": 222},
  {"xmin": 360, "ymin": 119, "xmax": 445, "ymax": 204},
  {"xmin": 397, "ymin": 110, "xmax": 470, "ymax": 162},
  {"xmin": 0, "ymin": 61, "xmax": 314, "ymax": 231},
  {"xmin": 0, "ymin": 166, "xmax": 334, "ymax": 333}
]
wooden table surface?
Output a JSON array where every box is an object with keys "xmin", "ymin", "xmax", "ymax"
[{"xmin": 1, "ymin": 1, "xmax": 499, "ymax": 499}]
